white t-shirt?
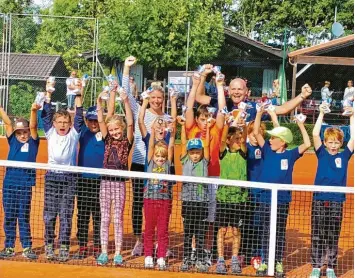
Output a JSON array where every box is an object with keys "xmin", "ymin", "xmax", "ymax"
[
  {"xmin": 66, "ymin": 77, "xmax": 77, "ymax": 96},
  {"xmin": 45, "ymin": 127, "xmax": 80, "ymax": 166},
  {"xmin": 343, "ymin": 87, "xmax": 354, "ymax": 101}
]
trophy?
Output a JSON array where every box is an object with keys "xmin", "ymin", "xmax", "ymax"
[
  {"xmin": 168, "ymin": 84, "xmax": 178, "ymax": 98},
  {"xmin": 81, "ymin": 74, "xmax": 90, "ymax": 87},
  {"xmin": 342, "ymin": 99, "xmax": 353, "ymax": 116},
  {"xmin": 292, "ymin": 113, "xmax": 307, "ymax": 123},
  {"xmin": 179, "ymin": 105, "xmax": 188, "ymax": 121},
  {"xmin": 100, "ymin": 86, "xmax": 110, "ymax": 101},
  {"xmin": 141, "ymin": 87, "xmax": 153, "ymax": 100},
  {"xmin": 212, "ymin": 66, "xmax": 221, "ymax": 74},
  {"xmin": 319, "ymin": 101, "xmax": 331, "ymax": 114},
  {"xmin": 35, "ymin": 92, "xmax": 46, "ymax": 106},
  {"xmin": 197, "ymin": 65, "xmax": 205, "ymax": 74},
  {"xmin": 46, "ymin": 76, "xmax": 56, "ymax": 93}
]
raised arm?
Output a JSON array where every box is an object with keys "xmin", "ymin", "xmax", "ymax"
[
  {"xmin": 219, "ymin": 123, "xmax": 228, "ymax": 154},
  {"xmin": 253, "ymin": 108, "xmax": 265, "ymax": 148},
  {"xmin": 0, "ymin": 105, "xmax": 13, "ymax": 137},
  {"xmin": 267, "ymin": 108, "xmax": 280, "ymax": 127},
  {"xmin": 30, "ymin": 103, "xmax": 40, "ymax": 139},
  {"xmin": 312, "ymin": 107, "xmax": 325, "ymax": 151},
  {"xmin": 195, "ymin": 64, "xmax": 213, "ymax": 105},
  {"xmin": 138, "ymin": 98, "xmax": 149, "ymax": 138},
  {"xmin": 97, "ymin": 92, "xmax": 108, "ymax": 138},
  {"xmin": 170, "ymin": 93, "xmax": 177, "ymax": 122},
  {"xmin": 347, "ymin": 108, "xmax": 354, "ymax": 152},
  {"xmin": 204, "ymin": 121, "xmax": 211, "ymax": 161},
  {"xmin": 215, "ymin": 74, "xmax": 226, "ymax": 130},
  {"xmin": 107, "ymin": 83, "xmax": 117, "ymax": 118},
  {"xmin": 147, "ymin": 127, "xmax": 155, "ymax": 162},
  {"xmin": 41, "ymin": 89, "xmax": 54, "ymax": 134},
  {"xmin": 240, "ymin": 120, "xmax": 248, "ymax": 153},
  {"xmin": 297, "ymin": 119, "xmax": 311, "ymax": 154},
  {"xmin": 74, "ymin": 93, "xmax": 84, "ymax": 134},
  {"xmin": 120, "ymin": 89, "xmax": 134, "ymax": 144},
  {"xmin": 168, "ymin": 125, "xmax": 175, "ymax": 163},
  {"xmin": 177, "ymin": 116, "xmax": 187, "ymax": 158},
  {"xmin": 185, "ymin": 74, "xmax": 201, "ymax": 130},
  {"xmin": 123, "ymin": 56, "xmax": 140, "ymax": 120},
  {"xmin": 275, "ymin": 84, "xmax": 312, "ymax": 115}
]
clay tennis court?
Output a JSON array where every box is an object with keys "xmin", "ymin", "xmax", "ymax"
[{"xmin": 0, "ymin": 138, "xmax": 353, "ymax": 277}]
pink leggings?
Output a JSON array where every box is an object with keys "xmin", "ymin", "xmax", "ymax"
[{"xmin": 100, "ymin": 180, "xmax": 125, "ymax": 250}]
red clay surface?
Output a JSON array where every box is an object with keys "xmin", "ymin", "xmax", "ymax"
[{"xmin": 0, "ymin": 138, "xmax": 353, "ymax": 278}]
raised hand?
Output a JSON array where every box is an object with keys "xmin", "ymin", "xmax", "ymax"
[
  {"xmin": 31, "ymin": 103, "xmax": 41, "ymax": 111},
  {"xmin": 203, "ymin": 64, "xmax": 213, "ymax": 75},
  {"xmin": 119, "ymin": 88, "xmax": 128, "ymax": 102},
  {"xmin": 301, "ymin": 84, "xmax": 312, "ymax": 98},
  {"xmin": 177, "ymin": 116, "xmax": 186, "ymax": 125},
  {"xmin": 125, "ymin": 56, "xmax": 137, "ymax": 67}
]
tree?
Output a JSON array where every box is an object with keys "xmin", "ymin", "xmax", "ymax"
[
  {"xmin": 8, "ymin": 82, "xmax": 39, "ymax": 119},
  {"xmin": 228, "ymin": 0, "xmax": 354, "ymax": 49},
  {"xmin": 99, "ymin": 0, "xmax": 225, "ymax": 79},
  {"xmin": 0, "ymin": 0, "xmax": 32, "ymax": 13}
]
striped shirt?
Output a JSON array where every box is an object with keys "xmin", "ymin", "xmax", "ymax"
[{"xmin": 123, "ymin": 75, "xmax": 168, "ymax": 165}]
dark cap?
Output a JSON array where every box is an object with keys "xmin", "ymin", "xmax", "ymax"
[
  {"xmin": 13, "ymin": 118, "xmax": 30, "ymax": 132},
  {"xmin": 86, "ymin": 106, "xmax": 98, "ymax": 120}
]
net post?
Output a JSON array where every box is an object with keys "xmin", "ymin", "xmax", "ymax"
[{"xmin": 267, "ymin": 187, "xmax": 278, "ymax": 276}]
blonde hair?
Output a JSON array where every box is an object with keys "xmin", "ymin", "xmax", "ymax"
[
  {"xmin": 324, "ymin": 127, "xmax": 344, "ymax": 144},
  {"xmin": 247, "ymin": 120, "xmax": 266, "ymax": 136},
  {"xmin": 154, "ymin": 141, "xmax": 168, "ymax": 158},
  {"xmin": 53, "ymin": 109, "xmax": 71, "ymax": 123},
  {"xmin": 105, "ymin": 115, "xmax": 126, "ymax": 130}
]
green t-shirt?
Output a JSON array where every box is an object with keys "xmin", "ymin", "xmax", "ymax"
[{"xmin": 216, "ymin": 148, "xmax": 248, "ymax": 203}]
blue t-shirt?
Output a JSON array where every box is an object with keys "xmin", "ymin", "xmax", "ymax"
[
  {"xmin": 78, "ymin": 125, "xmax": 105, "ymax": 178},
  {"xmin": 313, "ymin": 145, "xmax": 353, "ymax": 202},
  {"xmin": 142, "ymin": 132, "xmax": 171, "ymax": 171},
  {"xmin": 4, "ymin": 133, "xmax": 39, "ymax": 187},
  {"xmin": 247, "ymin": 142, "xmax": 263, "ymax": 182},
  {"xmin": 256, "ymin": 141, "xmax": 301, "ymax": 204}
]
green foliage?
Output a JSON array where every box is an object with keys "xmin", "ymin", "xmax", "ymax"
[
  {"xmin": 0, "ymin": 0, "xmax": 32, "ymax": 13},
  {"xmin": 11, "ymin": 16, "xmax": 40, "ymax": 53},
  {"xmin": 99, "ymin": 0, "xmax": 225, "ymax": 77},
  {"xmin": 228, "ymin": 0, "xmax": 354, "ymax": 49},
  {"xmin": 8, "ymin": 82, "xmax": 39, "ymax": 119}
]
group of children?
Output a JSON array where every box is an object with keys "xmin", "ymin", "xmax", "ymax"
[{"xmin": 0, "ymin": 59, "xmax": 353, "ymax": 278}]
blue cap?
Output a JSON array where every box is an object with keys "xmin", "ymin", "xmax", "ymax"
[
  {"xmin": 86, "ymin": 106, "xmax": 98, "ymax": 120},
  {"xmin": 187, "ymin": 138, "xmax": 204, "ymax": 151}
]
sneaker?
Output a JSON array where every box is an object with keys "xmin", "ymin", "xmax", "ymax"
[
  {"xmin": 113, "ymin": 254, "xmax": 123, "ymax": 266},
  {"xmin": 156, "ymin": 257, "xmax": 166, "ymax": 270},
  {"xmin": 0, "ymin": 247, "xmax": 15, "ymax": 258},
  {"xmin": 275, "ymin": 262, "xmax": 284, "ymax": 278},
  {"xmin": 204, "ymin": 249, "xmax": 212, "ymax": 267},
  {"xmin": 144, "ymin": 256, "xmax": 154, "ymax": 269},
  {"xmin": 180, "ymin": 257, "xmax": 192, "ymax": 272},
  {"xmin": 72, "ymin": 247, "xmax": 88, "ymax": 260},
  {"xmin": 22, "ymin": 247, "xmax": 38, "ymax": 260},
  {"xmin": 45, "ymin": 245, "xmax": 55, "ymax": 260},
  {"xmin": 58, "ymin": 245, "xmax": 70, "ymax": 262},
  {"xmin": 310, "ymin": 268, "xmax": 321, "ymax": 278},
  {"xmin": 256, "ymin": 262, "xmax": 268, "ymax": 276},
  {"xmin": 231, "ymin": 255, "xmax": 242, "ymax": 274},
  {"xmin": 326, "ymin": 268, "xmax": 337, "ymax": 278},
  {"xmin": 196, "ymin": 260, "xmax": 209, "ymax": 273},
  {"xmin": 97, "ymin": 253, "xmax": 109, "ymax": 266},
  {"xmin": 216, "ymin": 258, "xmax": 227, "ymax": 274},
  {"xmin": 131, "ymin": 241, "xmax": 143, "ymax": 256}
]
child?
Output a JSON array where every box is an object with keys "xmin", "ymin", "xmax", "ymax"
[
  {"xmin": 178, "ymin": 116, "xmax": 210, "ymax": 272},
  {"xmin": 309, "ymin": 105, "xmax": 354, "ymax": 278},
  {"xmin": 144, "ymin": 126, "xmax": 175, "ymax": 270},
  {"xmin": 253, "ymin": 105, "xmax": 311, "ymax": 277},
  {"xmin": 95, "ymin": 88, "xmax": 134, "ymax": 266},
  {"xmin": 41, "ymin": 81, "xmax": 84, "ymax": 262},
  {"xmin": 74, "ymin": 103, "xmax": 114, "ymax": 259},
  {"xmin": 0, "ymin": 103, "xmax": 40, "ymax": 260},
  {"xmin": 215, "ymin": 122, "xmax": 248, "ymax": 274}
]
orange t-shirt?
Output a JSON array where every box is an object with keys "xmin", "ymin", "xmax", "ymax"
[{"xmin": 186, "ymin": 123, "xmax": 222, "ymax": 177}]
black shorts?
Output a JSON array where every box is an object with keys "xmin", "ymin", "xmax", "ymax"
[{"xmin": 215, "ymin": 202, "xmax": 248, "ymax": 228}]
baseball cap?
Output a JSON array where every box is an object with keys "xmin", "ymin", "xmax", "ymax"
[
  {"xmin": 187, "ymin": 138, "xmax": 204, "ymax": 151},
  {"xmin": 13, "ymin": 118, "xmax": 29, "ymax": 132},
  {"xmin": 86, "ymin": 106, "xmax": 98, "ymax": 120},
  {"xmin": 267, "ymin": 126, "xmax": 293, "ymax": 144}
]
